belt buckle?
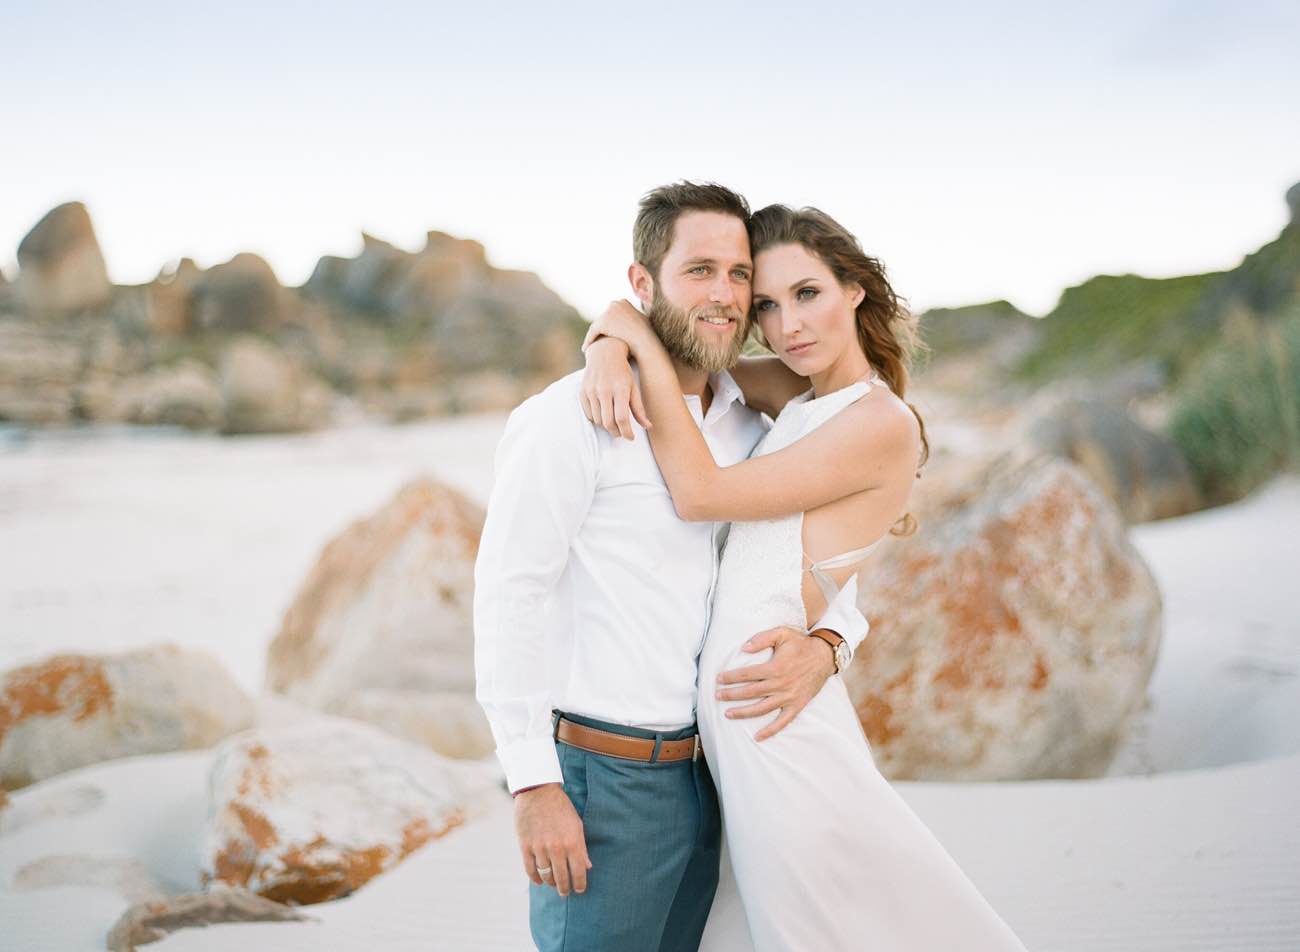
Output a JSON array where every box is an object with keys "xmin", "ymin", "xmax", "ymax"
[{"xmin": 692, "ymin": 734, "xmax": 701, "ymax": 761}]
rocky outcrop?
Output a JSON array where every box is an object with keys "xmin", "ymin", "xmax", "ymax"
[
  {"xmin": 1022, "ymin": 396, "xmax": 1202, "ymax": 522},
  {"xmin": 15, "ymin": 202, "xmax": 113, "ymax": 313},
  {"xmin": 192, "ymin": 253, "xmax": 290, "ymax": 334},
  {"xmin": 2, "ymin": 202, "xmax": 586, "ymax": 431},
  {"xmin": 0, "ymin": 318, "xmax": 83, "ymax": 423},
  {"xmin": 107, "ymin": 885, "xmax": 313, "ymax": 952},
  {"xmin": 109, "ymin": 358, "xmax": 224, "ymax": 429},
  {"xmin": 144, "ymin": 257, "xmax": 203, "ymax": 335},
  {"xmin": 0, "ymin": 646, "xmax": 255, "ymax": 789},
  {"xmin": 200, "ymin": 719, "xmax": 498, "ymax": 904},
  {"xmin": 217, "ymin": 335, "xmax": 335, "ymax": 433},
  {"xmin": 845, "ymin": 452, "xmax": 1163, "ymax": 780},
  {"xmin": 304, "ymin": 230, "xmax": 583, "ymax": 379},
  {"xmin": 265, "ymin": 478, "xmax": 492, "ymax": 759}
]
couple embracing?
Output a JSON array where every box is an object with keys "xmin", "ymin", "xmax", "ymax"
[{"xmin": 473, "ymin": 182, "xmax": 1028, "ymax": 951}]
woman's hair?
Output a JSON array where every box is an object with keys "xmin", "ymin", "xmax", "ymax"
[{"xmin": 748, "ymin": 204, "xmax": 930, "ymax": 535}]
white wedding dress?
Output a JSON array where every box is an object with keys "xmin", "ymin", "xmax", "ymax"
[{"xmin": 697, "ymin": 374, "xmax": 1029, "ymax": 952}]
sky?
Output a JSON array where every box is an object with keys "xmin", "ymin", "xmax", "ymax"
[{"xmin": 3, "ymin": 0, "xmax": 1298, "ymax": 319}]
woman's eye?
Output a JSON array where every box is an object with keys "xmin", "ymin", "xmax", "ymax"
[
  {"xmin": 796, "ymin": 287, "xmax": 818, "ymax": 301},
  {"xmin": 754, "ymin": 300, "xmax": 774, "ymax": 312}
]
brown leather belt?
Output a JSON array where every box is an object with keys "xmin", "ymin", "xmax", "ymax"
[{"xmin": 555, "ymin": 715, "xmax": 702, "ymax": 763}]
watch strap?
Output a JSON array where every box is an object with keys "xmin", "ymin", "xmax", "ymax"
[{"xmin": 808, "ymin": 628, "xmax": 846, "ymax": 672}]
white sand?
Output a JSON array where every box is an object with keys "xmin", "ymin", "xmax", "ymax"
[
  {"xmin": 1115, "ymin": 477, "xmax": 1300, "ymax": 774},
  {"xmin": 2, "ymin": 421, "xmax": 1299, "ymax": 950},
  {"xmin": 1, "ymin": 747, "xmax": 1296, "ymax": 952}
]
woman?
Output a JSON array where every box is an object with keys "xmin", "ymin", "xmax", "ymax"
[{"xmin": 579, "ymin": 204, "xmax": 1028, "ymax": 951}]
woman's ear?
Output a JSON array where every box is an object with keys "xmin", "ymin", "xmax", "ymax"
[
  {"xmin": 849, "ymin": 282, "xmax": 866, "ymax": 309},
  {"xmin": 628, "ymin": 262, "xmax": 655, "ymax": 310}
]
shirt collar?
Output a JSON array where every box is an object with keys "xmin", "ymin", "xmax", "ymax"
[
  {"xmin": 709, "ymin": 369, "xmax": 747, "ymax": 412},
  {"xmin": 654, "ymin": 366, "xmax": 749, "ymax": 423}
]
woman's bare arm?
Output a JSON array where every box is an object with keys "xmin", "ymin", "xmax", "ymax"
[
  {"xmin": 579, "ymin": 337, "xmax": 649, "ymax": 440},
  {"xmin": 629, "ymin": 332, "xmax": 919, "ymax": 521}
]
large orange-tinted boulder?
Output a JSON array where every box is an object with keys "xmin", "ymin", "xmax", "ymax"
[
  {"xmin": 0, "ymin": 645, "xmax": 254, "ymax": 789},
  {"xmin": 201, "ymin": 719, "xmax": 499, "ymax": 904},
  {"xmin": 265, "ymin": 477, "xmax": 493, "ymax": 759},
  {"xmin": 845, "ymin": 452, "xmax": 1162, "ymax": 780}
]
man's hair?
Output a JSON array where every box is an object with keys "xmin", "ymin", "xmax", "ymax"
[{"xmin": 633, "ymin": 181, "xmax": 751, "ymax": 279}]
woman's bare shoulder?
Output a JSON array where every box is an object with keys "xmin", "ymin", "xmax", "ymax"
[{"xmin": 842, "ymin": 384, "xmax": 922, "ymax": 456}]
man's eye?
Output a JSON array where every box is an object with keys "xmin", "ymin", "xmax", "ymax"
[
  {"xmin": 731, "ymin": 270, "xmax": 751, "ymax": 282},
  {"xmin": 797, "ymin": 287, "xmax": 818, "ymax": 301},
  {"xmin": 689, "ymin": 266, "xmax": 709, "ymax": 275}
]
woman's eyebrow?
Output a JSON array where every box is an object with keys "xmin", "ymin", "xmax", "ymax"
[{"xmin": 788, "ymin": 277, "xmax": 818, "ymax": 291}]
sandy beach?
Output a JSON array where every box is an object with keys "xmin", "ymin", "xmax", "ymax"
[{"xmin": 2, "ymin": 418, "xmax": 1298, "ymax": 951}]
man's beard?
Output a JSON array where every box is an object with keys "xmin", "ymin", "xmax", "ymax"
[{"xmin": 646, "ymin": 289, "xmax": 749, "ymax": 374}]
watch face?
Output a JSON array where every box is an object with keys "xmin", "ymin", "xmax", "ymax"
[{"xmin": 835, "ymin": 642, "xmax": 851, "ymax": 672}]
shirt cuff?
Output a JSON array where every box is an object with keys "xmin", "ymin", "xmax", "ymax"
[
  {"xmin": 810, "ymin": 579, "xmax": 870, "ymax": 660},
  {"xmin": 497, "ymin": 733, "xmax": 564, "ymax": 794}
]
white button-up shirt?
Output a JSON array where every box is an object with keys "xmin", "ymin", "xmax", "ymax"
[{"xmin": 473, "ymin": 369, "xmax": 869, "ymax": 792}]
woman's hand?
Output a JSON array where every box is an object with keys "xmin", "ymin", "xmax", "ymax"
[
  {"xmin": 581, "ymin": 299, "xmax": 659, "ymax": 356},
  {"xmin": 579, "ymin": 338, "xmax": 651, "ymax": 440}
]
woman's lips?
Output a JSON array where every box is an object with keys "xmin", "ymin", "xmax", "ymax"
[{"xmin": 786, "ymin": 341, "xmax": 815, "ymax": 354}]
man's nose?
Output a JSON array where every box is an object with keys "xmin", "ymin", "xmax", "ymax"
[{"xmin": 708, "ymin": 273, "xmax": 737, "ymax": 307}]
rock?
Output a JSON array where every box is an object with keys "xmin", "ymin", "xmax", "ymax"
[
  {"xmin": 145, "ymin": 257, "xmax": 204, "ymax": 335},
  {"xmin": 191, "ymin": 253, "xmax": 289, "ymax": 334},
  {"xmin": 265, "ymin": 478, "xmax": 492, "ymax": 758},
  {"xmin": 1022, "ymin": 396, "xmax": 1203, "ymax": 522},
  {"xmin": 0, "ymin": 781, "xmax": 104, "ymax": 835},
  {"xmin": 0, "ymin": 318, "xmax": 83, "ymax": 423},
  {"xmin": 217, "ymin": 334, "xmax": 334, "ymax": 434},
  {"xmin": 304, "ymin": 228, "xmax": 583, "ymax": 379},
  {"xmin": 444, "ymin": 370, "xmax": 527, "ymax": 414},
  {"xmin": 106, "ymin": 884, "xmax": 313, "ymax": 952},
  {"xmin": 110, "ymin": 358, "xmax": 223, "ymax": 429},
  {"xmin": 200, "ymin": 719, "xmax": 498, "ymax": 904},
  {"xmin": 845, "ymin": 452, "xmax": 1162, "ymax": 780},
  {"xmin": 431, "ymin": 266, "xmax": 581, "ymax": 377},
  {"xmin": 14, "ymin": 854, "xmax": 166, "ymax": 905},
  {"xmin": 1287, "ymin": 181, "xmax": 1300, "ymax": 223},
  {"xmin": 0, "ymin": 645, "xmax": 255, "ymax": 790},
  {"xmin": 15, "ymin": 201, "xmax": 112, "ymax": 313}
]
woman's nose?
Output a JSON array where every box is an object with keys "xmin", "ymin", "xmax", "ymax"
[{"xmin": 781, "ymin": 309, "xmax": 802, "ymax": 337}]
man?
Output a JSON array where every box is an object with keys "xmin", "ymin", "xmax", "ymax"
[{"xmin": 473, "ymin": 182, "xmax": 869, "ymax": 952}]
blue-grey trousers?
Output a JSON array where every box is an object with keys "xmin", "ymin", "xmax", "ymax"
[{"xmin": 529, "ymin": 710, "xmax": 722, "ymax": 952}]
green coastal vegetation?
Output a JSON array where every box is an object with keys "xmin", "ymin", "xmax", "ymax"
[
  {"xmin": 919, "ymin": 183, "xmax": 1300, "ymax": 505},
  {"xmin": 1168, "ymin": 306, "xmax": 1300, "ymax": 502}
]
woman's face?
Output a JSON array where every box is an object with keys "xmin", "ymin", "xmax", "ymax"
[{"xmin": 752, "ymin": 242, "xmax": 865, "ymax": 376}]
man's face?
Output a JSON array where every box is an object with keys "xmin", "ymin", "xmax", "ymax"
[{"xmin": 647, "ymin": 211, "xmax": 752, "ymax": 373}]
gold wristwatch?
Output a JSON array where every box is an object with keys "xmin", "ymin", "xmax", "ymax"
[{"xmin": 809, "ymin": 628, "xmax": 851, "ymax": 675}]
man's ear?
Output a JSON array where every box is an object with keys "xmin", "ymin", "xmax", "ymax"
[{"xmin": 628, "ymin": 262, "xmax": 655, "ymax": 310}]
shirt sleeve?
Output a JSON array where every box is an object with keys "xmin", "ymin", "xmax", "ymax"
[
  {"xmin": 809, "ymin": 573, "xmax": 869, "ymax": 661},
  {"xmin": 473, "ymin": 385, "xmax": 599, "ymax": 792}
]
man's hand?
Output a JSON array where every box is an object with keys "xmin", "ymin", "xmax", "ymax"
[
  {"xmin": 514, "ymin": 782, "xmax": 592, "ymax": 896},
  {"xmin": 714, "ymin": 626, "xmax": 837, "ymax": 741},
  {"xmin": 579, "ymin": 337, "xmax": 650, "ymax": 440}
]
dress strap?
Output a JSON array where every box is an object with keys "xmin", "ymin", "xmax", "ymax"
[{"xmin": 801, "ymin": 541, "xmax": 882, "ymax": 606}]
